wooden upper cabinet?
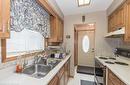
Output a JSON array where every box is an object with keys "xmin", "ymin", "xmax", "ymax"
[
  {"xmin": 108, "ymin": 4, "xmax": 126, "ymax": 32},
  {"xmin": 107, "ymin": 0, "xmax": 130, "ymax": 42},
  {"xmin": 37, "ymin": 0, "xmax": 64, "ymax": 43},
  {"xmin": 108, "ymin": 16, "xmax": 113, "ymax": 32},
  {"xmin": 124, "ymin": 0, "xmax": 130, "ymax": 42},
  {"xmin": 48, "ymin": 16, "xmax": 64, "ymax": 43},
  {"xmin": 0, "ymin": 0, "xmax": 10, "ymax": 38},
  {"xmin": 119, "ymin": 5, "xmax": 126, "ymax": 27},
  {"xmin": 57, "ymin": 18, "xmax": 64, "ymax": 42},
  {"xmin": 48, "ymin": 16, "xmax": 58, "ymax": 42}
]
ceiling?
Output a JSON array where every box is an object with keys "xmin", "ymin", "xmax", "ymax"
[{"xmin": 55, "ymin": 0, "xmax": 113, "ymax": 16}]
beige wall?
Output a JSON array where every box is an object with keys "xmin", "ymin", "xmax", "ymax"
[
  {"xmin": 107, "ymin": 0, "xmax": 125, "ymax": 15},
  {"xmin": 64, "ymin": 11, "xmax": 119, "ymax": 76}
]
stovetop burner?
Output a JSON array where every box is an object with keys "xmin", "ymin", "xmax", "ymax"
[
  {"xmin": 109, "ymin": 57, "xmax": 116, "ymax": 60},
  {"xmin": 115, "ymin": 61, "xmax": 129, "ymax": 66},
  {"xmin": 105, "ymin": 61, "xmax": 115, "ymax": 64},
  {"xmin": 99, "ymin": 57, "xmax": 108, "ymax": 60}
]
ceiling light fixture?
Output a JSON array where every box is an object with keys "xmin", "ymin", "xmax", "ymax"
[{"xmin": 77, "ymin": 0, "xmax": 91, "ymax": 7}]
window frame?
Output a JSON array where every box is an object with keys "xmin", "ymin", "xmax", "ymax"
[{"xmin": 1, "ymin": 39, "xmax": 47, "ymax": 63}]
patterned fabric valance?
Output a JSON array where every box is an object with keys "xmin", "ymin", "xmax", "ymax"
[{"xmin": 10, "ymin": 0, "xmax": 50, "ymax": 38}]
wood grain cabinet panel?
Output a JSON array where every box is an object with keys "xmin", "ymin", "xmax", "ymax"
[
  {"xmin": 58, "ymin": 66, "xmax": 65, "ymax": 85},
  {"xmin": 108, "ymin": 69, "xmax": 126, "ymax": 85},
  {"xmin": 107, "ymin": 0, "xmax": 130, "ymax": 42},
  {"xmin": 64, "ymin": 60, "xmax": 70, "ymax": 85},
  {"xmin": 48, "ymin": 16, "xmax": 58, "ymax": 42},
  {"xmin": 108, "ymin": 16, "xmax": 113, "ymax": 32},
  {"xmin": 119, "ymin": 5, "xmax": 126, "ymax": 27},
  {"xmin": 48, "ymin": 16, "xmax": 64, "ymax": 43},
  {"xmin": 108, "ymin": 4, "xmax": 126, "ymax": 32},
  {"xmin": 124, "ymin": 0, "xmax": 130, "ymax": 42},
  {"xmin": 48, "ymin": 75, "xmax": 59, "ymax": 85},
  {"xmin": 0, "ymin": 0, "xmax": 10, "ymax": 38},
  {"xmin": 48, "ymin": 58, "xmax": 70, "ymax": 85},
  {"xmin": 57, "ymin": 18, "xmax": 64, "ymax": 42}
]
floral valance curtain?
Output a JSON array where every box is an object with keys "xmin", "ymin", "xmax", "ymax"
[{"xmin": 10, "ymin": 0, "xmax": 50, "ymax": 38}]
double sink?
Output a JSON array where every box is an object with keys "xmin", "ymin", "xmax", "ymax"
[{"xmin": 22, "ymin": 59, "xmax": 61, "ymax": 79}]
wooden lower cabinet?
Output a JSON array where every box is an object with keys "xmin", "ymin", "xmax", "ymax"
[
  {"xmin": 108, "ymin": 69, "xmax": 126, "ymax": 85},
  {"xmin": 48, "ymin": 75, "xmax": 59, "ymax": 85},
  {"xmin": 48, "ymin": 59, "xmax": 70, "ymax": 85},
  {"xmin": 58, "ymin": 66, "xmax": 65, "ymax": 85},
  {"xmin": 64, "ymin": 60, "xmax": 70, "ymax": 85},
  {"xmin": 124, "ymin": 0, "xmax": 130, "ymax": 42}
]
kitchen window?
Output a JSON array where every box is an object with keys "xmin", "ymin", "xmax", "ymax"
[{"xmin": 1, "ymin": 29, "xmax": 45, "ymax": 63}]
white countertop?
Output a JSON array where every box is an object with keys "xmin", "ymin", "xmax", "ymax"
[
  {"xmin": 95, "ymin": 56, "xmax": 130, "ymax": 85},
  {"xmin": 0, "ymin": 54, "xmax": 71, "ymax": 85}
]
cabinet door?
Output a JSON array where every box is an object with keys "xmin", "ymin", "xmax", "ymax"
[
  {"xmin": 59, "ymin": 73, "xmax": 65, "ymax": 85},
  {"xmin": 67, "ymin": 59, "xmax": 70, "ymax": 79},
  {"xmin": 119, "ymin": 5, "xmax": 126, "ymax": 27},
  {"xmin": 108, "ymin": 79, "xmax": 115, "ymax": 85},
  {"xmin": 58, "ymin": 18, "xmax": 63, "ymax": 42},
  {"xmin": 107, "ymin": 69, "xmax": 126, "ymax": 85},
  {"xmin": 48, "ymin": 75, "xmax": 59, "ymax": 85},
  {"xmin": 58, "ymin": 67, "xmax": 65, "ymax": 85},
  {"xmin": 48, "ymin": 16, "xmax": 58, "ymax": 42},
  {"xmin": 108, "ymin": 16, "xmax": 113, "ymax": 32},
  {"xmin": 124, "ymin": 1, "xmax": 130, "ymax": 42},
  {"xmin": 65, "ymin": 60, "xmax": 70, "ymax": 85},
  {"xmin": 64, "ymin": 62, "xmax": 68, "ymax": 85},
  {"xmin": 114, "ymin": 11, "xmax": 118, "ymax": 29},
  {"xmin": 111, "ymin": 14, "xmax": 116, "ymax": 31},
  {"xmin": 0, "ymin": 0, "xmax": 10, "ymax": 38}
]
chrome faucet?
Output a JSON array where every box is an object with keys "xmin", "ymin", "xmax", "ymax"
[
  {"xmin": 23, "ymin": 58, "xmax": 28, "ymax": 69},
  {"xmin": 34, "ymin": 56, "xmax": 41, "ymax": 64},
  {"xmin": 42, "ymin": 57, "xmax": 49, "ymax": 65}
]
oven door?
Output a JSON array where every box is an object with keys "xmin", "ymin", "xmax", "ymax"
[{"xmin": 94, "ymin": 58, "xmax": 105, "ymax": 85}]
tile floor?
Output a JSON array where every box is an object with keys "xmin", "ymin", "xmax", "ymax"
[{"xmin": 67, "ymin": 69, "xmax": 94, "ymax": 85}]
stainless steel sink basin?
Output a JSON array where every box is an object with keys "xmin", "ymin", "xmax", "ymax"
[
  {"xmin": 22, "ymin": 64, "xmax": 52, "ymax": 78},
  {"xmin": 22, "ymin": 59, "xmax": 61, "ymax": 78}
]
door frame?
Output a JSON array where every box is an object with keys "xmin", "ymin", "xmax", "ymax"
[{"xmin": 74, "ymin": 23, "xmax": 95, "ymax": 66}]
